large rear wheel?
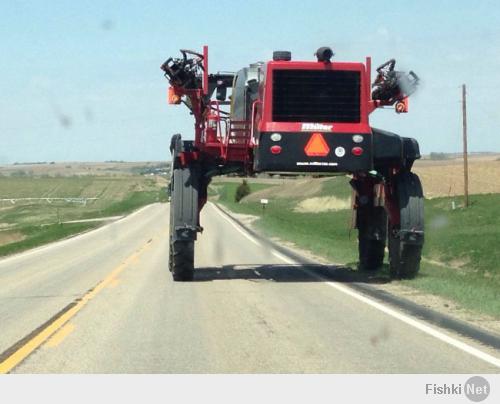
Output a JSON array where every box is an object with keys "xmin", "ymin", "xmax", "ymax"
[{"xmin": 388, "ymin": 172, "xmax": 424, "ymax": 279}]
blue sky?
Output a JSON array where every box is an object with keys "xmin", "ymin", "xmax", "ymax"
[{"xmin": 1, "ymin": 0, "xmax": 499, "ymax": 163}]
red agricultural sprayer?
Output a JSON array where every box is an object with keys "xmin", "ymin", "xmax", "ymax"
[{"xmin": 161, "ymin": 46, "xmax": 423, "ymax": 281}]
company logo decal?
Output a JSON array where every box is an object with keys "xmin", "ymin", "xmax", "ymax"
[{"xmin": 301, "ymin": 123, "xmax": 333, "ymax": 132}]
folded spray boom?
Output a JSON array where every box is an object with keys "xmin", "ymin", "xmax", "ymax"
[{"xmin": 371, "ymin": 59, "xmax": 420, "ymax": 104}]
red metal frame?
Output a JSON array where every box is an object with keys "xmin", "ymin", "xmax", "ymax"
[
  {"xmin": 202, "ymin": 45, "xmax": 209, "ymax": 96},
  {"xmin": 166, "ymin": 46, "xmax": 416, "ymax": 233},
  {"xmin": 167, "ymin": 46, "xmax": 409, "ymax": 168}
]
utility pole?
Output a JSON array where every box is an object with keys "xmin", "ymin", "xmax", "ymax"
[{"xmin": 462, "ymin": 84, "xmax": 469, "ymax": 207}]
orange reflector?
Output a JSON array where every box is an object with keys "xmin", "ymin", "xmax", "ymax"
[
  {"xmin": 304, "ymin": 132, "xmax": 330, "ymax": 157},
  {"xmin": 168, "ymin": 87, "xmax": 181, "ymax": 104},
  {"xmin": 395, "ymin": 97, "xmax": 409, "ymax": 113}
]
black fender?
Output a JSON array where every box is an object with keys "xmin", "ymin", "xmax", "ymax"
[{"xmin": 372, "ymin": 127, "xmax": 421, "ymax": 170}]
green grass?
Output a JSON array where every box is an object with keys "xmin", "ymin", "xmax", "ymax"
[
  {"xmin": 315, "ymin": 175, "xmax": 352, "ymax": 198},
  {"xmin": 400, "ymin": 261, "xmax": 500, "ymax": 319},
  {"xmin": 210, "ymin": 181, "xmax": 277, "ymax": 214},
  {"xmin": 0, "ymin": 175, "xmax": 167, "ymax": 257},
  {"xmin": 424, "ymin": 194, "xmax": 500, "ymax": 273},
  {"xmin": 213, "ymin": 179, "xmax": 500, "ymax": 318},
  {"xmin": 85, "ymin": 190, "xmax": 167, "ymax": 218},
  {"xmin": 258, "ymin": 201, "xmax": 358, "ymax": 264},
  {"xmin": 0, "ymin": 223, "xmax": 98, "ymax": 257},
  {"xmin": 408, "ymin": 195, "xmax": 500, "ymax": 317}
]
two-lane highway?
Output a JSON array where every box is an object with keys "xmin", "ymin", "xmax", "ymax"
[{"xmin": 0, "ymin": 202, "xmax": 499, "ymax": 373}]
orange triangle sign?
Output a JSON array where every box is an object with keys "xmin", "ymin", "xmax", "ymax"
[{"xmin": 304, "ymin": 132, "xmax": 330, "ymax": 157}]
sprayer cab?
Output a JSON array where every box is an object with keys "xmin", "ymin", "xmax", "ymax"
[{"xmin": 250, "ymin": 48, "xmax": 419, "ymax": 173}]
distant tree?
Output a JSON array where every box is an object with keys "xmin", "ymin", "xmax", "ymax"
[{"xmin": 429, "ymin": 152, "xmax": 449, "ymax": 160}]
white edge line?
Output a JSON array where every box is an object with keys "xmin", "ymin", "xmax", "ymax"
[
  {"xmin": 304, "ymin": 264, "xmax": 499, "ymax": 369},
  {"xmin": 214, "ymin": 207, "xmax": 500, "ymax": 369},
  {"xmin": 322, "ymin": 279, "xmax": 500, "ymax": 368},
  {"xmin": 210, "ymin": 203, "xmax": 261, "ymax": 247},
  {"xmin": 0, "ymin": 203, "xmax": 158, "ymax": 265}
]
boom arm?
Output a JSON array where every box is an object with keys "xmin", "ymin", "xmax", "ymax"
[{"xmin": 370, "ymin": 59, "xmax": 419, "ymax": 113}]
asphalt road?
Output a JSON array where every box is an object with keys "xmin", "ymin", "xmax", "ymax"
[{"xmin": 0, "ymin": 202, "xmax": 499, "ymax": 373}]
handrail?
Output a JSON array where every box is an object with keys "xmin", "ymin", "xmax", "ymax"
[
  {"xmin": 250, "ymin": 100, "xmax": 262, "ymax": 145},
  {"xmin": 208, "ymin": 100, "xmax": 226, "ymax": 158}
]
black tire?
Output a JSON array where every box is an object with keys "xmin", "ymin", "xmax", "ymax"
[
  {"xmin": 388, "ymin": 172, "xmax": 424, "ymax": 279},
  {"xmin": 168, "ymin": 235, "xmax": 174, "ymax": 273},
  {"xmin": 168, "ymin": 193, "xmax": 174, "ymax": 273},
  {"xmin": 357, "ymin": 206, "xmax": 387, "ymax": 271},
  {"xmin": 168, "ymin": 161, "xmax": 199, "ymax": 282},
  {"xmin": 168, "ymin": 247, "xmax": 173, "ymax": 273},
  {"xmin": 171, "ymin": 240, "xmax": 194, "ymax": 281},
  {"xmin": 168, "ymin": 181, "xmax": 176, "ymax": 274},
  {"xmin": 388, "ymin": 232, "xmax": 422, "ymax": 279},
  {"xmin": 359, "ymin": 237, "xmax": 386, "ymax": 271}
]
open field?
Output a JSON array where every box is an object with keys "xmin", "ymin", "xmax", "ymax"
[
  {"xmin": 413, "ymin": 153, "xmax": 500, "ymax": 198},
  {"xmin": 0, "ymin": 174, "xmax": 167, "ymax": 256},
  {"xmin": 214, "ymin": 153, "xmax": 500, "ymax": 200},
  {"xmin": 211, "ymin": 173, "xmax": 500, "ymax": 319},
  {"xmin": 0, "ymin": 161, "xmax": 169, "ymax": 177}
]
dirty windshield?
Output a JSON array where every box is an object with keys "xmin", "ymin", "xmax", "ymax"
[{"xmin": 1, "ymin": 1, "xmax": 498, "ymax": 403}]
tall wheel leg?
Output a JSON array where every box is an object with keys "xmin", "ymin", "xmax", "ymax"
[
  {"xmin": 168, "ymin": 201, "xmax": 174, "ymax": 273},
  {"xmin": 387, "ymin": 171, "xmax": 424, "ymax": 279},
  {"xmin": 357, "ymin": 206, "xmax": 387, "ymax": 271},
  {"xmin": 168, "ymin": 161, "xmax": 201, "ymax": 282},
  {"xmin": 354, "ymin": 178, "xmax": 387, "ymax": 271}
]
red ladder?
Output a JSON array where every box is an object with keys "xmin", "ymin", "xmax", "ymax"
[{"xmin": 223, "ymin": 120, "xmax": 251, "ymax": 163}]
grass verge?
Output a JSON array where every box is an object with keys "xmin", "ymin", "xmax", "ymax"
[{"xmin": 0, "ymin": 223, "xmax": 98, "ymax": 257}]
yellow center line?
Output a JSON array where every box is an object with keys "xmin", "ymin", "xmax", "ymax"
[
  {"xmin": 45, "ymin": 323, "xmax": 75, "ymax": 348},
  {"xmin": 0, "ymin": 237, "xmax": 155, "ymax": 374},
  {"xmin": 107, "ymin": 278, "xmax": 121, "ymax": 289}
]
